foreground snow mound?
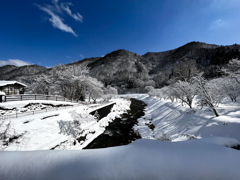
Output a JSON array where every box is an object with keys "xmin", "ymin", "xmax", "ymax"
[{"xmin": 0, "ymin": 137, "xmax": 240, "ymax": 180}]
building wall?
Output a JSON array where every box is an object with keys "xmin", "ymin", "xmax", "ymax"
[{"xmin": 0, "ymin": 84, "xmax": 25, "ymax": 95}]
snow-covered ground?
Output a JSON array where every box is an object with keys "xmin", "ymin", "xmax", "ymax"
[
  {"xmin": 3, "ymin": 94, "xmax": 240, "ymax": 150},
  {"xmin": 0, "ymin": 100, "xmax": 79, "ymax": 118},
  {"xmin": 123, "ymin": 94, "xmax": 240, "ymax": 142},
  {"xmin": 0, "ymin": 137, "xmax": 240, "ymax": 180},
  {"xmin": 1, "ymin": 95, "xmax": 240, "ymax": 179},
  {"xmin": 0, "ymin": 98, "xmax": 131, "ymax": 150}
]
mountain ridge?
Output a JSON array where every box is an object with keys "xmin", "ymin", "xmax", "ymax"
[{"xmin": 1, "ymin": 41, "xmax": 240, "ymax": 90}]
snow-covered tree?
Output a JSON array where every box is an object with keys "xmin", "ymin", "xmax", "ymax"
[
  {"xmin": 31, "ymin": 63, "xmax": 106, "ymax": 102},
  {"xmin": 145, "ymin": 86, "xmax": 162, "ymax": 99},
  {"xmin": 145, "ymin": 86, "xmax": 156, "ymax": 97},
  {"xmin": 192, "ymin": 74, "xmax": 220, "ymax": 117},
  {"xmin": 171, "ymin": 59, "xmax": 200, "ymax": 82},
  {"xmin": 161, "ymin": 86, "xmax": 177, "ymax": 102},
  {"xmin": 50, "ymin": 63, "xmax": 91, "ymax": 100},
  {"xmin": 223, "ymin": 78, "xmax": 240, "ymax": 102},
  {"xmin": 206, "ymin": 78, "xmax": 226, "ymax": 107},
  {"xmin": 29, "ymin": 74, "xmax": 53, "ymax": 95},
  {"xmin": 86, "ymin": 77, "xmax": 104, "ymax": 103},
  {"xmin": 223, "ymin": 59, "xmax": 240, "ymax": 84},
  {"xmin": 102, "ymin": 86, "xmax": 118, "ymax": 102},
  {"xmin": 173, "ymin": 80, "xmax": 196, "ymax": 108}
]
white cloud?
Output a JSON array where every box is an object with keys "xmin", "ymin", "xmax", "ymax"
[
  {"xmin": 37, "ymin": 5, "xmax": 77, "ymax": 37},
  {"xmin": 36, "ymin": 1, "xmax": 83, "ymax": 37},
  {"xmin": 0, "ymin": 59, "xmax": 32, "ymax": 67},
  {"xmin": 214, "ymin": 19, "xmax": 223, "ymax": 26},
  {"xmin": 61, "ymin": 3, "xmax": 83, "ymax": 22},
  {"xmin": 66, "ymin": 56, "xmax": 72, "ymax": 58},
  {"xmin": 210, "ymin": 19, "xmax": 226, "ymax": 29},
  {"xmin": 80, "ymin": 54, "xmax": 84, "ymax": 58}
]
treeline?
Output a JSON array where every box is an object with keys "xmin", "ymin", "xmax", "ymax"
[
  {"xmin": 210, "ymin": 46, "xmax": 240, "ymax": 66},
  {"xmin": 145, "ymin": 59, "xmax": 240, "ymax": 117}
]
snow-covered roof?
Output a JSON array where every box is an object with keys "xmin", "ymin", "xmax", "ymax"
[
  {"xmin": 0, "ymin": 81, "xmax": 27, "ymax": 87},
  {"xmin": 0, "ymin": 91, "xmax": 5, "ymax": 95}
]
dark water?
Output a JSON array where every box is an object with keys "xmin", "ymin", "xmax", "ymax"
[
  {"xmin": 231, "ymin": 145, "xmax": 240, "ymax": 150},
  {"xmin": 90, "ymin": 103, "xmax": 115, "ymax": 121},
  {"xmin": 84, "ymin": 98, "xmax": 146, "ymax": 149}
]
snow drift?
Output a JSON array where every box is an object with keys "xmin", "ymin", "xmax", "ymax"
[{"xmin": 0, "ymin": 137, "xmax": 240, "ymax": 180}]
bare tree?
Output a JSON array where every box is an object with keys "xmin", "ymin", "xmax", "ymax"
[
  {"xmin": 171, "ymin": 58, "xmax": 200, "ymax": 82},
  {"xmin": 161, "ymin": 86, "xmax": 177, "ymax": 102},
  {"xmin": 31, "ymin": 63, "xmax": 105, "ymax": 102},
  {"xmin": 173, "ymin": 80, "xmax": 196, "ymax": 108},
  {"xmin": 192, "ymin": 74, "xmax": 220, "ymax": 117},
  {"xmin": 86, "ymin": 77, "xmax": 104, "ymax": 103},
  {"xmin": 223, "ymin": 59, "xmax": 240, "ymax": 84},
  {"xmin": 223, "ymin": 78, "xmax": 240, "ymax": 102},
  {"xmin": 29, "ymin": 74, "xmax": 53, "ymax": 95}
]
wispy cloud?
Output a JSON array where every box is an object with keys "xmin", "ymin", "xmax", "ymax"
[
  {"xmin": 36, "ymin": 0, "xmax": 83, "ymax": 37},
  {"xmin": 61, "ymin": 3, "xmax": 83, "ymax": 22},
  {"xmin": 210, "ymin": 19, "xmax": 226, "ymax": 29},
  {"xmin": 214, "ymin": 19, "xmax": 224, "ymax": 26},
  {"xmin": 66, "ymin": 56, "xmax": 72, "ymax": 58},
  {"xmin": 80, "ymin": 54, "xmax": 84, "ymax": 59},
  {"xmin": 37, "ymin": 5, "xmax": 77, "ymax": 36},
  {"xmin": 0, "ymin": 59, "xmax": 32, "ymax": 67}
]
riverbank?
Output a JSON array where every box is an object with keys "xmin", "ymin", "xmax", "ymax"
[
  {"xmin": 122, "ymin": 94, "xmax": 240, "ymax": 142},
  {"xmin": 0, "ymin": 98, "xmax": 131, "ymax": 151}
]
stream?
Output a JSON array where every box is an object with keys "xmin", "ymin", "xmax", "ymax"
[
  {"xmin": 90, "ymin": 103, "xmax": 115, "ymax": 121},
  {"xmin": 84, "ymin": 98, "xmax": 146, "ymax": 149}
]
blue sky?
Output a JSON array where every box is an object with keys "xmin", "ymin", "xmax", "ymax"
[{"xmin": 1, "ymin": 0, "xmax": 240, "ymax": 67}]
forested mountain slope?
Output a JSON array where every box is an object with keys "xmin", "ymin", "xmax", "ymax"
[{"xmin": 1, "ymin": 41, "xmax": 240, "ymax": 91}]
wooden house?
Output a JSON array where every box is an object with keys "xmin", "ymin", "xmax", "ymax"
[
  {"xmin": 0, "ymin": 81, "xmax": 27, "ymax": 95},
  {"xmin": 0, "ymin": 91, "xmax": 6, "ymax": 102}
]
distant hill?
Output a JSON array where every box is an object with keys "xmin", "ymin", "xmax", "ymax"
[
  {"xmin": 1, "ymin": 41, "xmax": 240, "ymax": 90},
  {"xmin": 0, "ymin": 65, "xmax": 48, "ymax": 85}
]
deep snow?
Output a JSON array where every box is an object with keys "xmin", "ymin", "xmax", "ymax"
[{"xmin": 0, "ymin": 137, "xmax": 240, "ymax": 180}]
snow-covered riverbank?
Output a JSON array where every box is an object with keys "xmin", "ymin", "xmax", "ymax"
[
  {"xmin": 0, "ymin": 98, "xmax": 131, "ymax": 150},
  {"xmin": 123, "ymin": 94, "xmax": 240, "ymax": 142}
]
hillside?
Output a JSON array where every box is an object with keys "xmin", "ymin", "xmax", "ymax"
[
  {"xmin": 0, "ymin": 65, "xmax": 47, "ymax": 84},
  {"xmin": 1, "ymin": 41, "xmax": 240, "ymax": 90}
]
